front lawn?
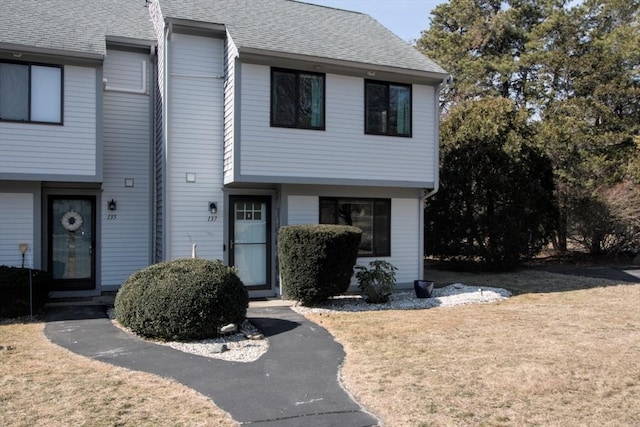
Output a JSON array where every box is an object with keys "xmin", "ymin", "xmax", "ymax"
[
  {"xmin": 305, "ymin": 271, "xmax": 640, "ymax": 426},
  {"xmin": 0, "ymin": 320, "xmax": 235, "ymax": 427}
]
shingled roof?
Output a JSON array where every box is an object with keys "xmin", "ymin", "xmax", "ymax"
[
  {"xmin": 0, "ymin": 0, "xmax": 446, "ymax": 77},
  {"xmin": 160, "ymin": 0, "xmax": 447, "ymax": 75},
  {"xmin": 0, "ymin": 0, "xmax": 155, "ymax": 58}
]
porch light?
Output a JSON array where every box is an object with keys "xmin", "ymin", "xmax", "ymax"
[
  {"xmin": 108, "ymin": 199, "xmax": 117, "ymax": 211},
  {"xmin": 19, "ymin": 243, "xmax": 28, "ymax": 268},
  {"xmin": 209, "ymin": 202, "xmax": 217, "ymax": 214}
]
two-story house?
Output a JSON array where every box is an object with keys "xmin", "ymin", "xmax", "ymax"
[{"xmin": 0, "ymin": 0, "xmax": 449, "ymax": 298}]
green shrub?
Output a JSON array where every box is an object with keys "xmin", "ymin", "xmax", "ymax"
[
  {"xmin": 0, "ymin": 266, "xmax": 50, "ymax": 319},
  {"xmin": 114, "ymin": 258, "xmax": 248, "ymax": 341},
  {"xmin": 355, "ymin": 260, "xmax": 397, "ymax": 304},
  {"xmin": 278, "ymin": 224, "xmax": 361, "ymax": 305}
]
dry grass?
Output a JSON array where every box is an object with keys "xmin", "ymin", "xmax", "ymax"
[
  {"xmin": 307, "ymin": 272, "xmax": 640, "ymax": 426},
  {"xmin": 0, "ymin": 321, "xmax": 236, "ymax": 427},
  {"xmin": 426, "ymin": 268, "xmax": 623, "ymax": 294}
]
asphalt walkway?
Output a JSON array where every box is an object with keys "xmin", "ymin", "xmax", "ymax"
[{"xmin": 44, "ymin": 305, "xmax": 379, "ymax": 427}]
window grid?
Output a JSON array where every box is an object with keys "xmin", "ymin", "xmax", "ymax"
[
  {"xmin": 271, "ymin": 68, "xmax": 325, "ymax": 130},
  {"xmin": 236, "ymin": 202, "xmax": 263, "ymax": 221},
  {"xmin": 319, "ymin": 197, "xmax": 391, "ymax": 257},
  {"xmin": 364, "ymin": 80, "xmax": 412, "ymax": 137},
  {"xmin": 0, "ymin": 60, "xmax": 63, "ymax": 125}
]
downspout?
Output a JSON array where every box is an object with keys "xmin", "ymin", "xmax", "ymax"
[{"xmin": 420, "ymin": 76, "xmax": 449, "ymax": 280}]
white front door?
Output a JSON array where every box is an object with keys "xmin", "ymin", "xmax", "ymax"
[{"xmin": 229, "ymin": 196, "xmax": 271, "ymax": 290}]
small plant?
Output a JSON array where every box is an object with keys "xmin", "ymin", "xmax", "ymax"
[{"xmin": 354, "ymin": 260, "xmax": 397, "ymax": 304}]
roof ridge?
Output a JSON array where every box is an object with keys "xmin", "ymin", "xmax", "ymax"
[{"xmin": 286, "ymin": 0, "xmax": 366, "ymax": 16}]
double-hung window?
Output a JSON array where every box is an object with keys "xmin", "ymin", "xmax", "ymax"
[
  {"xmin": 320, "ymin": 197, "xmax": 391, "ymax": 257},
  {"xmin": 365, "ymin": 80, "xmax": 411, "ymax": 136},
  {"xmin": 0, "ymin": 61, "xmax": 63, "ymax": 124},
  {"xmin": 271, "ymin": 68, "xmax": 325, "ymax": 130}
]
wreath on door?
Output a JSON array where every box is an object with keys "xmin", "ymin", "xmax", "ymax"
[{"xmin": 61, "ymin": 209, "xmax": 83, "ymax": 232}]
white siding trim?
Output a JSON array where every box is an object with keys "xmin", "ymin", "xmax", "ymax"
[{"xmin": 105, "ymin": 61, "xmax": 148, "ymax": 94}]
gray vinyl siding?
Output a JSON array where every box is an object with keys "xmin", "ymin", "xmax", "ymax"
[
  {"xmin": 389, "ymin": 197, "xmax": 421, "ymax": 285},
  {"xmin": 282, "ymin": 185, "xmax": 422, "ymax": 287},
  {"xmin": 167, "ymin": 33, "xmax": 225, "ymax": 260},
  {"xmin": 236, "ymin": 63, "xmax": 437, "ymax": 186},
  {"xmin": 223, "ymin": 36, "xmax": 238, "ymax": 184},
  {"xmin": 153, "ymin": 68, "xmax": 164, "ymax": 263},
  {"xmin": 0, "ymin": 66, "xmax": 97, "ymax": 179},
  {"xmin": 286, "ymin": 196, "xmax": 319, "ymax": 224},
  {"xmin": 101, "ymin": 49, "xmax": 152, "ymax": 286},
  {"xmin": 149, "ymin": 0, "xmax": 166, "ymax": 262},
  {"xmin": 0, "ymin": 192, "xmax": 34, "ymax": 268}
]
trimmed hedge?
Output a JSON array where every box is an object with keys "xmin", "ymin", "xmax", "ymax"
[
  {"xmin": 278, "ymin": 224, "xmax": 362, "ymax": 305},
  {"xmin": 114, "ymin": 258, "xmax": 248, "ymax": 341},
  {"xmin": 0, "ymin": 266, "xmax": 50, "ymax": 319}
]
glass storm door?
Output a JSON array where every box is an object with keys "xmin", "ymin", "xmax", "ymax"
[
  {"xmin": 48, "ymin": 197, "xmax": 96, "ymax": 290},
  {"xmin": 229, "ymin": 196, "xmax": 271, "ymax": 290}
]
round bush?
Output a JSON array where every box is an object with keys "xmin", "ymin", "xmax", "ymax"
[
  {"xmin": 114, "ymin": 258, "xmax": 248, "ymax": 341},
  {"xmin": 278, "ymin": 224, "xmax": 362, "ymax": 305}
]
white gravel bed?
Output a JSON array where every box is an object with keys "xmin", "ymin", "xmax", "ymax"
[
  {"xmin": 107, "ymin": 308, "xmax": 268, "ymax": 363},
  {"xmin": 291, "ymin": 283, "xmax": 511, "ymax": 315},
  {"xmin": 106, "ymin": 284, "xmax": 508, "ymax": 362},
  {"xmin": 161, "ymin": 321, "xmax": 268, "ymax": 363}
]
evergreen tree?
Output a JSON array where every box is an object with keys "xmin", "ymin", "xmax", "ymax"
[{"xmin": 419, "ymin": 0, "xmax": 640, "ymax": 254}]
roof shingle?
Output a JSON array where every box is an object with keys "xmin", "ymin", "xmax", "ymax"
[
  {"xmin": 0, "ymin": 0, "xmax": 447, "ymax": 76},
  {"xmin": 160, "ymin": 0, "xmax": 447, "ymax": 75},
  {"xmin": 0, "ymin": 0, "xmax": 155, "ymax": 57}
]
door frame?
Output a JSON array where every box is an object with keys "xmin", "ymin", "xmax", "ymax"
[
  {"xmin": 228, "ymin": 195, "xmax": 272, "ymax": 291},
  {"xmin": 47, "ymin": 195, "xmax": 97, "ymax": 291}
]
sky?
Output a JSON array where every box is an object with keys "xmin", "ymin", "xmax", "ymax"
[{"xmin": 300, "ymin": 0, "xmax": 443, "ymax": 44}]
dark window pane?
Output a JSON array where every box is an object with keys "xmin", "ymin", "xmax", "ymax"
[
  {"xmin": 365, "ymin": 82, "xmax": 387, "ymax": 134},
  {"xmin": 320, "ymin": 199, "xmax": 337, "ymax": 224},
  {"xmin": 389, "ymin": 85, "xmax": 410, "ymax": 136},
  {"xmin": 319, "ymin": 197, "xmax": 391, "ymax": 257},
  {"xmin": 272, "ymin": 69, "xmax": 324, "ymax": 129},
  {"xmin": 304, "ymin": 74, "xmax": 323, "ymax": 128},
  {"xmin": 272, "ymin": 71, "xmax": 296, "ymax": 127},
  {"xmin": 349, "ymin": 200, "xmax": 374, "ymax": 255},
  {"xmin": 299, "ymin": 74, "xmax": 312, "ymax": 128},
  {"xmin": 0, "ymin": 63, "xmax": 29, "ymax": 120},
  {"xmin": 373, "ymin": 200, "xmax": 391, "ymax": 255}
]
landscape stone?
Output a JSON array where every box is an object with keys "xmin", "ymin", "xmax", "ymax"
[
  {"xmin": 208, "ymin": 343, "xmax": 228, "ymax": 354},
  {"xmin": 219, "ymin": 323, "xmax": 237, "ymax": 334}
]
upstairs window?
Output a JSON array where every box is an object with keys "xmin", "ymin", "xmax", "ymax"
[
  {"xmin": 271, "ymin": 68, "xmax": 324, "ymax": 130},
  {"xmin": 320, "ymin": 197, "xmax": 391, "ymax": 257},
  {"xmin": 365, "ymin": 80, "xmax": 411, "ymax": 137},
  {"xmin": 0, "ymin": 61, "xmax": 62, "ymax": 124}
]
